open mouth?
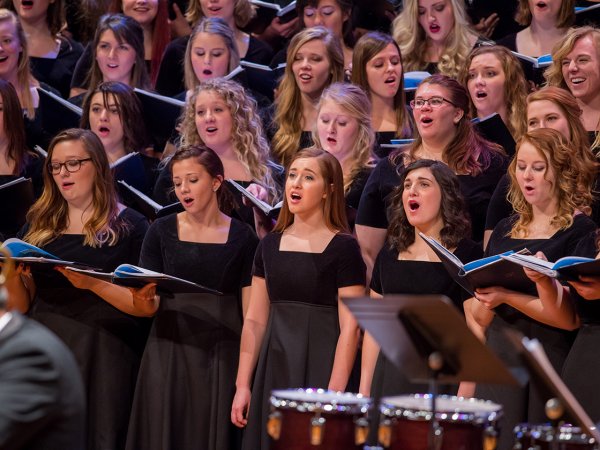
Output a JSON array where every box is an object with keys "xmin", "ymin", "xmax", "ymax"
[
  {"xmin": 290, "ymin": 192, "xmax": 302, "ymax": 201},
  {"xmin": 208, "ymin": 6, "xmax": 222, "ymax": 12},
  {"xmin": 134, "ymin": 6, "xmax": 150, "ymax": 12},
  {"xmin": 0, "ymin": 56, "xmax": 8, "ymax": 63},
  {"xmin": 21, "ymin": 0, "xmax": 33, "ymax": 6},
  {"xmin": 183, "ymin": 197, "xmax": 194, "ymax": 206},
  {"xmin": 408, "ymin": 200, "xmax": 420, "ymax": 211},
  {"xmin": 429, "ymin": 23, "xmax": 440, "ymax": 33},
  {"xmin": 206, "ymin": 127, "xmax": 217, "ymax": 133},
  {"xmin": 475, "ymin": 91, "xmax": 487, "ymax": 99},
  {"xmin": 421, "ymin": 117, "xmax": 433, "ymax": 124},
  {"xmin": 327, "ymin": 137, "xmax": 337, "ymax": 144},
  {"xmin": 62, "ymin": 181, "xmax": 75, "ymax": 188},
  {"xmin": 384, "ymin": 76, "xmax": 396, "ymax": 84},
  {"xmin": 571, "ymin": 77, "xmax": 585, "ymax": 85},
  {"xmin": 524, "ymin": 186, "xmax": 535, "ymax": 194},
  {"xmin": 99, "ymin": 126, "xmax": 109, "ymax": 133},
  {"xmin": 299, "ymin": 73, "xmax": 312, "ymax": 81},
  {"xmin": 203, "ymin": 69, "xmax": 213, "ymax": 75},
  {"xmin": 107, "ymin": 63, "xmax": 119, "ymax": 69},
  {"xmin": 536, "ymin": 1, "xmax": 547, "ymax": 9}
]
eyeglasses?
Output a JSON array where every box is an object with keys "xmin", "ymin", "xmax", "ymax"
[
  {"xmin": 410, "ymin": 96, "xmax": 456, "ymax": 110},
  {"xmin": 47, "ymin": 158, "xmax": 92, "ymax": 175}
]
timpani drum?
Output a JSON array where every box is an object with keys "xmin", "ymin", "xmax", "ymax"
[
  {"xmin": 378, "ymin": 394, "xmax": 502, "ymax": 450},
  {"xmin": 268, "ymin": 388, "xmax": 371, "ymax": 449},
  {"xmin": 513, "ymin": 423, "xmax": 598, "ymax": 449}
]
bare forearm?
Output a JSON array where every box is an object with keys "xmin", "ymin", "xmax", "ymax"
[
  {"xmin": 235, "ymin": 319, "xmax": 267, "ymax": 389},
  {"xmin": 87, "ymin": 280, "xmax": 156, "ymax": 317},
  {"xmin": 328, "ymin": 326, "xmax": 360, "ymax": 391},
  {"xmin": 359, "ymin": 332, "xmax": 380, "ymax": 396}
]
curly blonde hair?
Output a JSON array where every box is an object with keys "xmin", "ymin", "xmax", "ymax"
[
  {"xmin": 311, "ymin": 83, "xmax": 375, "ymax": 193},
  {"xmin": 460, "ymin": 45, "xmax": 529, "ymax": 139},
  {"xmin": 508, "ymin": 129, "xmax": 593, "ymax": 238},
  {"xmin": 179, "ymin": 79, "xmax": 279, "ymax": 201},
  {"xmin": 392, "ymin": 0, "xmax": 479, "ymax": 79},
  {"xmin": 544, "ymin": 26, "xmax": 600, "ymax": 150},
  {"xmin": 185, "ymin": 0, "xmax": 254, "ymax": 28},
  {"xmin": 272, "ymin": 26, "xmax": 344, "ymax": 167}
]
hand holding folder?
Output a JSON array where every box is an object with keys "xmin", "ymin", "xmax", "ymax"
[
  {"xmin": 1, "ymin": 238, "xmax": 96, "ymax": 270},
  {"xmin": 66, "ymin": 264, "xmax": 222, "ymax": 296}
]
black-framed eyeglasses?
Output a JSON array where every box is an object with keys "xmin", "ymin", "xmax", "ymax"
[
  {"xmin": 410, "ymin": 96, "xmax": 456, "ymax": 110},
  {"xmin": 47, "ymin": 158, "xmax": 92, "ymax": 175}
]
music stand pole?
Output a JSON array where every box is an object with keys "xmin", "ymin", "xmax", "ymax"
[{"xmin": 428, "ymin": 351, "xmax": 444, "ymax": 450}]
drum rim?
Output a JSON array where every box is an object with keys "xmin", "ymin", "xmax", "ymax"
[
  {"xmin": 513, "ymin": 423, "xmax": 598, "ymax": 445},
  {"xmin": 379, "ymin": 394, "xmax": 502, "ymax": 425},
  {"xmin": 270, "ymin": 388, "xmax": 372, "ymax": 415}
]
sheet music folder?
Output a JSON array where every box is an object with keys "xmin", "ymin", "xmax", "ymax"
[{"xmin": 343, "ymin": 295, "xmax": 517, "ymax": 386}]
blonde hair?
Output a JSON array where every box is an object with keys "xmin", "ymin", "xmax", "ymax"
[
  {"xmin": 312, "ymin": 83, "xmax": 374, "ymax": 193},
  {"xmin": 179, "ymin": 79, "xmax": 279, "ymax": 201},
  {"xmin": 460, "ymin": 45, "xmax": 529, "ymax": 139},
  {"xmin": 515, "ymin": 0, "xmax": 575, "ymax": 28},
  {"xmin": 184, "ymin": 18, "xmax": 240, "ymax": 92},
  {"xmin": 185, "ymin": 0, "xmax": 254, "ymax": 28},
  {"xmin": 508, "ymin": 129, "xmax": 593, "ymax": 238},
  {"xmin": 24, "ymin": 129, "xmax": 128, "ymax": 248},
  {"xmin": 392, "ymin": 0, "xmax": 479, "ymax": 79},
  {"xmin": 545, "ymin": 26, "xmax": 600, "ymax": 150},
  {"xmin": 0, "ymin": 9, "xmax": 38, "ymax": 118},
  {"xmin": 272, "ymin": 26, "xmax": 344, "ymax": 167}
]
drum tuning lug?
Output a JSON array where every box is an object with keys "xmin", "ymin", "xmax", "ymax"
[
  {"xmin": 378, "ymin": 418, "xmax": 392, "ymax": 448},
  {"xmin": 354, "ymin": 417, "xmax": 369, "ymax": 445},
  {"xmin": 483, "ymin": 425, "xmax": 498, "ymax": 450},
  {"xmin": 310, "ymin": 414, "xmax": 326, "ymax": 446},
  {"xmin": 267, "ymin": 411, "xmax": 282, "ymax": 440}
]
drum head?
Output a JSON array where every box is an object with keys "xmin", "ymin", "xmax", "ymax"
[
  {"xmin": 380, "ymin": 394, "xmax": 502, "ymax": 424},
  {"xmin": 270, "ymin": 388, "xmax": 372, "ymax": 414}
]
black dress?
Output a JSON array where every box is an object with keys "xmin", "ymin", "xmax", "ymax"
[
  {"xmin": 356, "ymin": 151, "xmax": 508, "ymax": 242},
  {"xmin": 125, "ymin": 215, "xmax": 258, "ymax": 450},
  {"xmin": 366, "ymin": 239, "xmax": 482, "ymax": 445},
  {"xmin": 476, "ymin": 214, "xmax": 597, "ymax": 450},
  {"xmin": 30, "ymin": 36, "xmax": 84, "ymax": 98},
  {"xmin": 241, "ymin": 232, "xmax": 366, "ymax": 450},
  {"xmin": 561, "ymin": 230, "xmax": 600, "ymax": 422},
  {"xmin": 25, "ymin": 208, "xmax": 150, "ymax": 450}
]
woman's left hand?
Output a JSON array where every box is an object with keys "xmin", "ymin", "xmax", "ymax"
[{"xmin": 475, "ymin": 286, "xmax": 510, "ymax": 309}]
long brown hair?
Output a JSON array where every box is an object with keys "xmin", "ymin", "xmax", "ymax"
[
  {"xmin": 24, "ymin": 129, "xmax": 127, "ymax": 248},
  {"xmin": 351, "ymin": 31, "xmax": 412, "ymax": 139},
  {"xmin": 185, "ymin": 0, "xmax": 254, "ymax": 28},
  {"xmin": 515, "ymin": 0, "xmax": 574, "ymax": 28},
  {"xmin": 0, "ymin": 79, "xmax": 30, "ymax": 174},
  {"xmin": 108, "ymin": 0, "xmax": 170, "ymax": 86},
  {"xmin": 508, "ymin": 128, "xmax": 593, "ymax": 238},
  {"xmin": 80, "ymin": 81, "xmax": 150, "ymax": 154},
  {"xmin": 85, "ymin": 14, "xmax": 150, "ymax": 91},
  {"xmin": 274, "ymin": 147, "xmax": 349, "ymax": 233}
]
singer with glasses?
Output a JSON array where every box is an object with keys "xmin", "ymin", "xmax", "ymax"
[
  {"xmin": 355, "ymin": 74, "xmax": 507, "ymax": 281},
  {"xmin": 8, "ymin": 128, "xmax": 150, "ymax": 450}
]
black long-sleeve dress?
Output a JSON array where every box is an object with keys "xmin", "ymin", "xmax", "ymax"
[
  {"xmin": 125, "ymin": 214, "xmax": 258, "ymax": 450},
  {"xmin": 24, "ymin": 208, "xmax": 150, "ymax": 450},
  {"xmin": 241, "ymin": 232, "xmax": 366, "ymax": 450}
]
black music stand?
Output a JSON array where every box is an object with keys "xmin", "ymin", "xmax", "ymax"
[
  {"xmin": 343, "ymin": 295, "xmax": 518, "ymax": 450},
  {"xmin": 504, "ymin": 329, "xmax": 600, "ymax": 443}
]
